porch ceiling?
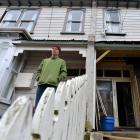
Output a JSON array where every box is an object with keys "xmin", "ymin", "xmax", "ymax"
[{"xmin": 0, "ymin": 0, "xmax": 92, "ymax": 7}]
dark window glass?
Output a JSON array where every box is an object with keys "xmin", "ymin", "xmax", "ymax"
[
  {"xmin": 97, "ymin": 70, "xmax": 103, "ymax": 77},
  {"xmin": 104, "ymin": 70, "xmax": 121, "ymax": 77},
  {"xmin": 80, "ymin": 69, "xmax": 85, "ymax": 75},
  {"xmin": 67, "ymin": 69, "xmax": 79, "ymax": 76},
  {"xmin": 123, "ymin": 70, "xmax": 130, "ymax": 77}
]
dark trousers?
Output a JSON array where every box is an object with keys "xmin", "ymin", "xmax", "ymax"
[{"xmin": 35, "ymin": 84, "xmax": 56, "ymax": 109}]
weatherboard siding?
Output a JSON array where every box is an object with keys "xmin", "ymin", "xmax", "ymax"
[
  {"xmin": 96, "ymin": 8, "xmax": 140, "ymax": 41},
  {"xmin": 31, "ymin": 7, "xmax": 92, "ymax": 40}
]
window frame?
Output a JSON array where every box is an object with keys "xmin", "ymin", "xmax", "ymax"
[
  {"xmin": 62, "ymin": 8, "xmax": 86, "ymax": 34},
  {"xmin": 1, "ymin": 8, "xmax": 40, "ymax": 33},
  {"xmin": 104, "ymin": 8, "xmax": 126, "ymax": 36}
]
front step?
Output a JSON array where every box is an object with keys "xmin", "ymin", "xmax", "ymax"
[
  {"xmin": 103, "ymin": 134, "xmax": 140, "ymax": 140},
  {"xmin": 103, "ymin": 131, "xmax": 140, "ymax": 140},
  {"xmin": 89, "ymin": 131, "xmax": 140, "ymax": 140},
  {"xmin": 90, "ymin": 132, "xmax": 103, "ymax": 140}
]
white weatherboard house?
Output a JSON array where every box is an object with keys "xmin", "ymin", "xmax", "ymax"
[
  {"xmin": 0, "ymin": 0, "xmax": 140, "ymax": 138},
  {"xmin": 0, "ymin": 0, "xmax": 96, "ymax": 130}
]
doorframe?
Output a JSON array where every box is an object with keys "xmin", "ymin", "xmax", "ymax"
[
  {"xmin": 112, "ymin": 79, "xmax": 131, "ymax": 127},
  {"xmin": 97, "ymin": 64, "xmax": 140, "ymax": 127}
]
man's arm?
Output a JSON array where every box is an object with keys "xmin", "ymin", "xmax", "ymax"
[
  {"xmin": 59, "ymin": 60, "xmax": 67, "ymax": 81},
  {"xmin": 36, "ymin": 60, "xmax": 44, "ymax": 81}
]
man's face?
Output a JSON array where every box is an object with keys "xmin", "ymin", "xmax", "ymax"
[{"xmin": 51, "ymin": 47, "xmax": 60, "ymax": 56}]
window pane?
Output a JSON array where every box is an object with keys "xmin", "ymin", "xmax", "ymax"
[
  {"xmin": 20, "ymin": 22, "xmax": 34, "ymax": 32},
  {"xmin": 0, "ymin": 47, "xmax": 8, "ymax": 73},
  {"xmin": 0, "ymin": 48, "xmax": 7, "ymax": 61},
  {"xmin": 106, "ymin": 23, "xmax": 120, "ymax": 33},
  {"xmin": 123, "ymin": 70, "xmax": 130, "ymax": 77},
  {"xmin": 111, "ymin": 23, "xmax": 120, "ymax": 33},
  {"xmin": 97, "ymin": 69, "xmax": 103, "ymax": 77},
  {"xmin": 68, "ymin": 10, "xmax": 83, "ymax": 21},
  {"xmin": 1, "ymin": 74, "xmax": 14, "ymax": 98},
  {"xmin": 67, "ymin": 69, "xmax": 79, "ymax": 76},
  {"xmin": 3, "ymin": 10, "xmax": 21, "ymax": 21},
  {"xmin": 66, "ymin": 22, "xmax": 81, "ymax": 32},
  {"xmin": 21, "ymin": 10, "xmax": 38, "ymax": 21},
  {"xmin": 2, "ymin": 21, "xmax": 16, "ymax": 27},
  {"xmin": 97, "ymin": 81, "xmax": 113, "ymax": 116},
  {"xmin": 104, "ymin": 70, "xmax": 121, "ymax": 77},
  {"xmin": 71, "ymin": 23, "xmax": 81, "ymax": 32},
  {"xmin": 110, "ymin": 11, "xmax": 119, "ymax": 22},
  {"xmin": 80, "ymin": 69, "xmax": 85, "ymax": 75},
  {"xmin": 106, "ymin": 10, "xmax": 119, "ymax": 22}
]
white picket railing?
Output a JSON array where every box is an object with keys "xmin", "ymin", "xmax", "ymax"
[{"xmin": 0, "ymin": 75, "xmax": 87, "ymax": 140}]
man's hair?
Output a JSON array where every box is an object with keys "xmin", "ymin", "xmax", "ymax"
[{"xmin": 52, "ymin": 45, "xmax": 61, "ymax": 53}]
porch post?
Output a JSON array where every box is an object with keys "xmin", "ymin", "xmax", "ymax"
[
  {"xmin": 85, "ymin": 0, "xmax": 97, "ymax": 129},
  {"xmin": 86, "ymin": 39, "xmax": 96, "ymax": 129}
]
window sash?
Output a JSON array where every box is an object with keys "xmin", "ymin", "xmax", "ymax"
[
  {"xmin": 19, "ymin": 21, "xmax": 34, "ymax": 32},
  {"xmin": 66, "ymin": 22, "xmax": 82, "ymax": 32},
  {"xmin": 64, "ymin": 9, "xmax": 85, "ymax": 33},
  {"xmin": 68, "ymin": 10, "xmax": 83, "ymax": 22},
  {"xmin": 106, "ymin": 10, "xmax": 120, "ymax": 23},
  {"xmin": 105, "ymin": 9, "xmax": 121, "ymax": 33},
  {"xmin": 21, "ymin": 10, "xmax": 38, "ymax": 21},
  {"xmin": 3, "ymin": 10, "xmax": 21, "ymax": 22},
  {"xmin": 106, "ymin": 23, "xmax": 120, "ymax": 33},
  {"xmin": 1, "ymin": 9, "xmax": 39, "ymax": 32},
  {"xmin": 2, "ymin": 21, "xmax": 17, "ymax": 27}
]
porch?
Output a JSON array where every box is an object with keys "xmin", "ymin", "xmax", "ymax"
[{"xmin": 96, "ymin": 43, "xmax": 140, "ymax": 130}]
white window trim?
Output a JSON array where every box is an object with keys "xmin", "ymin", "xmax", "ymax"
[
  {"xmin": 104, "ymin": 9, "xmax": 126, "ymax": 36},
  {"xmin": 62, "ymin": 8, "xmax": 86, "ymax": 34}
]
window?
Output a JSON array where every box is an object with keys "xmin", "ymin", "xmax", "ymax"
[
  {"xmin": 1, "ymin": 9, "xmax": 39, "ymax": 32},
  {"xmin": 104, "ymin": 9, "xmax": 122, "ymax": 34},
  {"xmin": 63, "ymin": 9, "xmax": 85, "ymax": 33},
  {"xmin": 0, "ymin": 47, "xmax": 8, "ymax": 74},
  {"xmin": 97, "ymin": 69, "xmax": 130, "ymax": 78},
  {"xmin": 0, "ymin": 43, "xmax": 16, "ymax": 102}
]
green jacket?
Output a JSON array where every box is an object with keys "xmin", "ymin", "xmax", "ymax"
[{"xmin": 36, "ymin": 56, "xmax": 67, "ymax": 86}]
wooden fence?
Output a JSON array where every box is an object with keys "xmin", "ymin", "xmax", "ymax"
[{"xmin": 0, "ymin": 75, "xmax": 87, "ymax": 140}]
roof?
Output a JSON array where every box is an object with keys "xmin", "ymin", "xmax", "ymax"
[
  {"xmin": 0, "ymin": 0, "xmax": 92, "ymax": 7},
  {"xmin": 97, "ymin": 0, "xmax": 140, "ymax": 8},
  {"xmin": 0, "ymin": 0, "xmax": 139, "ymax": 8}
]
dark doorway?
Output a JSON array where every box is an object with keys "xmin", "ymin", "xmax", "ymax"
[{"xmin": 116, "ymin": 82, "xmax": 135, "ymax": 127}]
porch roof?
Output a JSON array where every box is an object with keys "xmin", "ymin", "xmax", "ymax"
[
  {"xmin": 12, "ymin": 39, "xmax": 88, "ymax": 47},
  {"xmin": 95, "ymin": 41, "xmax": 140, "ymax": 50},
  {"xmin": 0, "ymin": 0, "xmax": 92, "ymax": 7}
]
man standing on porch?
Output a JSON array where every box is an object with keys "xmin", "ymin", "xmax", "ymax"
[{"xmin": 35, "ymin": 45, "xmax": 67, "ymax": 108}]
